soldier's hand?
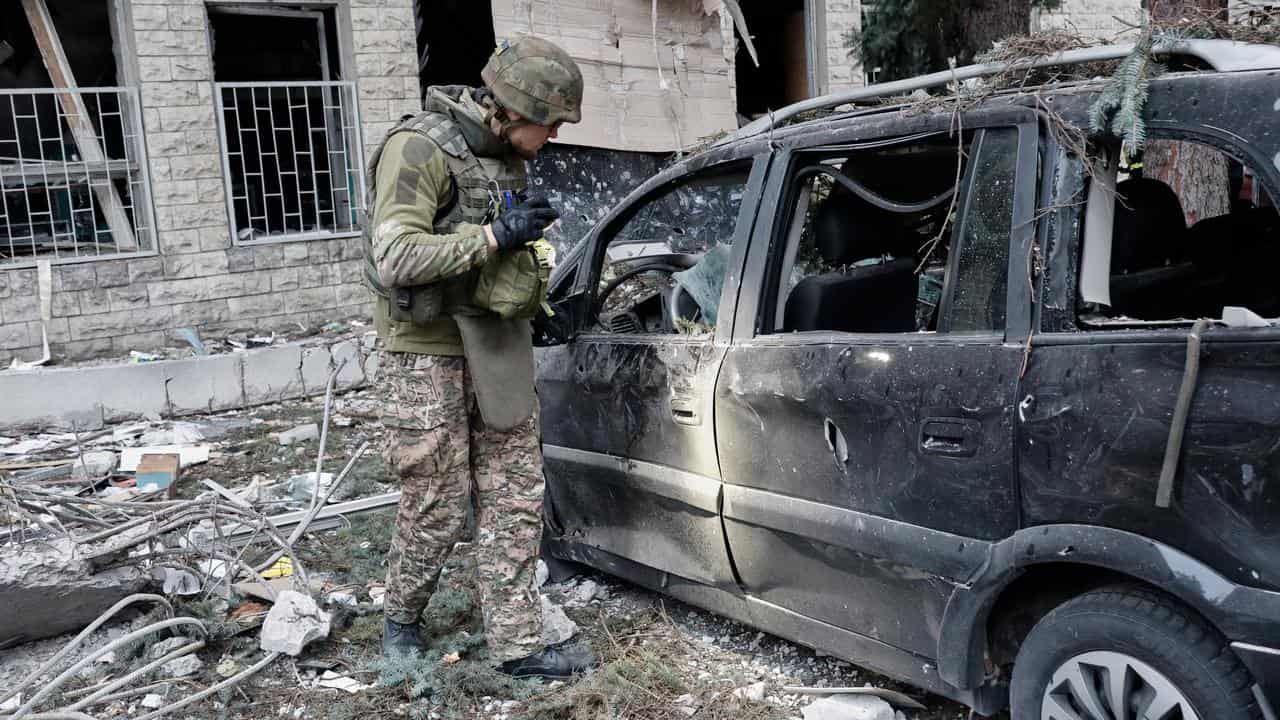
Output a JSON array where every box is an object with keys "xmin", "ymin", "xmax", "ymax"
[{"xmin": 490, "ymin": 196, "xmax": 560, "ymax": 252}]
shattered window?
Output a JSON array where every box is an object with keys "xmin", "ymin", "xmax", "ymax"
[
  {"xmin": 764, "ymin": 127, "xmax": 1017, "ymax": 336},
  {"xmin": 594, "ymin": 162, "xmax": 750, "ymax": 337},
  {"xmin": 1076, "ymin": 137, "xmax": 1280, "ymax": 327}
]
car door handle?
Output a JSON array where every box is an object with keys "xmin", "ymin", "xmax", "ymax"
[
  {"xmin": 670, "ymin": 395, "xmax": 700, "ymax": 426},
  {"xmin": 919, "ymin": 417, "xmax": 980, "ymax": 457}
]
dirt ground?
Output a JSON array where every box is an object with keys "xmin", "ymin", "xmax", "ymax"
[{"xmin": 0, "ymin": 390, "xmax": 995, "ymax": 719}]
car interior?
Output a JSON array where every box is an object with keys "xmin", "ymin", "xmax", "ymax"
[{"xmin": 1079, "ymin": 141, "xmax": 1280, "ymax": 326}]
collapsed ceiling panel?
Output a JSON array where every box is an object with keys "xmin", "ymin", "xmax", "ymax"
[{"xmin": 490, "ymin": 0, "xmax": 740, "ymax": 153}]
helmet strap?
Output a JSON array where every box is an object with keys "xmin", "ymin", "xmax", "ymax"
[{"xmin": 478, "ymin": 89, "xmax": 534, "ymax": 142}]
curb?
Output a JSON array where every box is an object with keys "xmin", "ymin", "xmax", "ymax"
[{"xmin": 0, "ymin": 335, "xmax": 378, "ymax": 432}]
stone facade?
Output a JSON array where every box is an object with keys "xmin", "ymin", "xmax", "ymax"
[
  {"xmin": 1037, "ymin": 0, "xmax": 1145, "ymax": 39},
  {"xmin": 824, "ymin": 0, "xmax": 865, "ymax": 93},
  {"xmin": 0, "ymin": 0, "xmax": 420, "ymax": 368}
]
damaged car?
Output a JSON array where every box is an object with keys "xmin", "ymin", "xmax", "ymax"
[{"xmin": 534, "ymin": 38, "xmax": 1280, "ymax": 719}]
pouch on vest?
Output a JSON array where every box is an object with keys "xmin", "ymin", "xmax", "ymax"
[
  {"xmin": 387, "ymin": 284, "xmax": 444, "ymax": 326},
  {"xmin": 471, "ymin": 238, "xmax": 554, "ymax": 319},
  {"xmin": 454, "ymin": 315, "xmax": 536, "ymax": 431}
]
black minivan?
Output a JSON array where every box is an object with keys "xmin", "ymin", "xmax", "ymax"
[{"xmin": 534, "ymin": 38, "xmax": 1280, "ymax": 719}]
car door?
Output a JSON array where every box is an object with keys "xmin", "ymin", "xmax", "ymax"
[
  {"xmin": 536, "ymin": 154, "xmax": 769, "ymax": 590},
  {"xmin": 716, "ymin": 111, "xmax": 1038, "ymax": 659}
]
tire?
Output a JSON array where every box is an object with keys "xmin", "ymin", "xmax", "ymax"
[{"xmin": 1009, "ymin": 584, "xmax": 1261, "ymax": 720}]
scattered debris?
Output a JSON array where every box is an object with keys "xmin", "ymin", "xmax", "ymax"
[
  {"xmin": 540, "ymin": 595, "xmax": 579, "ymax": 645},
  {"xmin": 140, "ymin": 693, "xmax": 165, "ymax": 709},
  {"xmin": 119, "ymin": 444, "xmax": 209, "ymax": 471},
  {"xmin": 316, "ymin": 669, "xmax": 373, "ymax": 694},
  {"xmin": 802, "ymin": 694, "xmax": 897, "ymax": 720},
  {"xmin": 783, "ymin": 685, "xmax": 928, "ymax": 711},
  {"xmin": 135, "ymin": 452, "xmax": 181, "ymax": 495},
  {"xmin": 274, "ymin": 424, "xmax": 320, "ymax": 446},
  {"xmin": 259, "ymin": 590, "xmax": 331, "ymax": 657},
  {"xmin": 734, "ymin": 680, "xmax": 767, "ymax": 702}
]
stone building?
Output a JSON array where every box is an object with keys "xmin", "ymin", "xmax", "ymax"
[{"xmin": 0, "ymin": 0, "xmax": 1267, "ymax": 368}]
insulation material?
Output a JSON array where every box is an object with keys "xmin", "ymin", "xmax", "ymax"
[{"xmin": 491, "ymin": 0, "xmax": 740, "ymax": 152}]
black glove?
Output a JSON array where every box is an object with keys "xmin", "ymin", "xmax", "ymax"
[{"xmin": 491, "ymin": 196, "xmax": 559, "ymax": 252}]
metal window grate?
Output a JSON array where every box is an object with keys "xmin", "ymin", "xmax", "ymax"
[
  {"xmin": 214, "ymin": 81, "xmax": 366, "ymax": 245},
  {"xmin": 0, "ymin": 87, "xmax": 157, "ymax": 267}
]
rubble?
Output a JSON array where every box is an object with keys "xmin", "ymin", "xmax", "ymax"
[
  {"xmin": 260, "ymin": 590, "xmax": 331, "ymax": 656},
  {"xmin": 0, "ymin": 536, "xmax": 148, "ymax": 645},
  {"xmin": 802, "ymin": 695, "xmax": 897, "ymax": 720},
  {"xmin": 274, "ymin": 424, "xmax": 319, "ymax": 446},
  {"xmin": 733, "ymin": 681, "xmax": 767, "ymax": 702},
  {"xmin": 540, "ymin": 595, "xmax": 579, "ymax": 645},
  {"xmin": 161, "ymin": 654, "xmax": 204, "ymax": 678}
]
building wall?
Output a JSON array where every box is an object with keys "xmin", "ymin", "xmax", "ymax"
[
  {"xmin": 0, "ymin": 0, "xmax": 419, "ymax": 367},
  {"xmin": 824, "ymin": 0, "xmax": 864, "ymax": 92},
  {"xmin": 1037, "ymin": 0, "xmax": 1145, "ymax": 38}
]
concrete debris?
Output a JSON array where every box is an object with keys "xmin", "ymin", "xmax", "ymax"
[
  {"xmin": 0, "ymin": 536, "xmax": 148, "ymax": 646},
  {"xmin": 368, "ymin": 584, "xmax": 386, "ymax": 607},
  {"xmin": 534, "ymin": 559, "xmax": 549, "ymax": 588},
  {"xmin": 274, "ymin": 424, "xmax": 320, "ymax": 446},
  {"xmin": 568, "ymin": 579, "xmax": 602, "ymax": 606},
  {"xmin": 141, "ymin": 693, "xmax": 165, "ymax": 709},
  {"xmin": 540, "ymin": 595, "xmax": 579, "ymax": 646},
  {"xmin": 260, "ymin": 590, "xmax": 331, "ymax": 656},
  {"xmin": 161, "ymin": 654, "xmax": 204, "ymax": 678},
  {"xmin": 733, "ymin": 681, "xmax": 767, "ymax": 702},
  {"xmin": 287, "ymin": 471, "xmax": 335, "ymax": 501},
  {"xmin": 149, "ymin": 636, "xmax": 194, "ymax": 660},
  {"xmin": 0, "ymin": 694, "xmax": 21, "ymax": 712},
  {"xmin": 802, "ymin": 695, "xmax": 896, "ymax": 720},
  {"xmin": 325, "ymin": 590, "xmax": 357, "ymax": 607},
  {"xmin": 783, "ymin": 686, "xmax": 927, "ymax": 711},
  {"xmin": 71, "ymin": 450, "xmax": 117, "ymax": 479}
]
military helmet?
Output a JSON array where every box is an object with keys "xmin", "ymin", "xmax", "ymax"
[{"xmin": 481, "ymin": 36, "xmax": 584, "ymax": 126}]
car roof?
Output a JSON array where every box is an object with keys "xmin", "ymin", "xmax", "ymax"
[{"xmin": 714, "ymin": 39, "xmax": 1280, "ymax": 151}]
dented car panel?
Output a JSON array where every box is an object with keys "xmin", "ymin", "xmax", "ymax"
[{"xmin": 536, "ymin": 65, "xmax": 1280, "ymax": 714}]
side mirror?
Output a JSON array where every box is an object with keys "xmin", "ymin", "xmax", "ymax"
[{"xmin": 533, "ymin": 292, "xmax": 586, "ymax": 347}]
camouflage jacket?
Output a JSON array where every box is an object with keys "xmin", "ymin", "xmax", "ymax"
[{"xmin": 364, "ymin": 86, "xmax": 528, "ymax": 355}]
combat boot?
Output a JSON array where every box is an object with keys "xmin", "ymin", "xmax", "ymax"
[
  {"xmin": 498, "ymin": 642, "xmax": 595, "ymax": 680},
  {"xmin": 382, "ymin": 618, "xmax": 423, "ymax": 658}
]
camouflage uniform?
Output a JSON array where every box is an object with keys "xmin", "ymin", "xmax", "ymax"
[
  {"xmin": 379, "ymin": 354, "xmax": 545, "ymax": 662},
  {"xmin": 367, "ymin": 87, "xmax": 545, "ymax": 663}
]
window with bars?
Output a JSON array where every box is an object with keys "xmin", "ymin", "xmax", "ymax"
[
  {"xmin": 214, "ymin": 81, "xmax": 365, "ymax": 245},
  {"xmin": 0, "ymin": 87, "xmax": 156, "ymax": 266}
]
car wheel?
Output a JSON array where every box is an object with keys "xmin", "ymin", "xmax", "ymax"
[{"xmin": 1009, "ymin": 584, "xmax": 1261, "ymax": 720}]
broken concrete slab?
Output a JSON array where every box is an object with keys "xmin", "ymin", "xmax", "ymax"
[
  {"xmin": 165, "ymin": 353, "xmax": 245, "ymax": 415},
  {"xmin": 801, "ymin": 695, "xmax": 896, "ymax": 720},
  {"xmin": 300, "ymin": 346, "xmax": 333, "ymax": 396},
  {"xmin": 330, "ymin": 339, "xmax": 366, "ymax": 390},
  {"xmin": 241, "ymin": 345, "xmax": 305, "ymax": 404},
  {"xmin": 0, "ymin": 537, "xmax": 148, "ymax": 646},
  {"xmin": 260, "ymin": 590, "xmax": 330, "ymax": 656},
  {"xmin": 71, "ymin": 450, "xmax": 118, "ymax": 479}
]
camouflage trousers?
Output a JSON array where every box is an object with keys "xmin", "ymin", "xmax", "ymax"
[{"xmin": 379, "ymin": 351, "xmax": 545, "ymax": 663}]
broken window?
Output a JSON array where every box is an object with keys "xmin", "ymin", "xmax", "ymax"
[
  {"xmin": 762, "ymin": 128, "xmax": 1017, "ymax": 335},
  {"xmin": 415, "ymin": 0, "xmax": 494, "ymax": 101},
  {"xmin": 1076, "ymin": 136, "xmax": 1280, "ymax": 327},
  {"xmin": 0, "ymin": 0, "xmax": 156, "ymax": 265},
  {"xmin": 734, "ymin": 0, "xmax": 814, "ymax": 121},
  {"xmin": 593, "ymin": 161, "xmax": 750, "ymax": 336},
  {"xmin": 210, "ymin": 5, "xmax": 364, "ymax": 244}
]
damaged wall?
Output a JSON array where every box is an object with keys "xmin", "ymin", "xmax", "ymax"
[
  {"xmin": 0, "ymin": 0, "xmax": 422, "ymax": 367},
  {"xmin": 492, "ymin": 0, "xmax": 740, "ymax": 152}
]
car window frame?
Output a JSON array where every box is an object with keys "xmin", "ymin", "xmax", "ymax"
[
  {"xmin": 731, "ymin": 107, "xmax": 1041, "ymax": 347},
  {"xmin": 574, "ymin": 152, "xmax": 771, "ymax": 346},
  {"xmin": 1038, "ymin": 124, "xmax": 1280, "ymax": 340}
]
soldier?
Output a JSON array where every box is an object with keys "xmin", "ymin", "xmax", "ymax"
[{"xmin": 362, "ymin": 36, "xmax": 592, "ymax": 679}]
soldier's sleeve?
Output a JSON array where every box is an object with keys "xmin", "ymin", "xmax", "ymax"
[{"xmin": 369, "ymin": 133, "xmax": 491, "ymax": 288}]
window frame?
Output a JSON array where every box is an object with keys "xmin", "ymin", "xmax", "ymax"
[
  {"xmin": 736, "ymin": 108, "xmax": 1040, "ymax": 346},
  {"xmin": 574, "ymin": 153, "xmax": 770, "ymax": 344},
  {"xmin": 1041, "ymin": 125, "xmax": 1280, "ymax": 337}
]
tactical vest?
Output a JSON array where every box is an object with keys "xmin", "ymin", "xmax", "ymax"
[{"xmin": 361, "ymin": 103, "xmax": 528, "ymax": 324}]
